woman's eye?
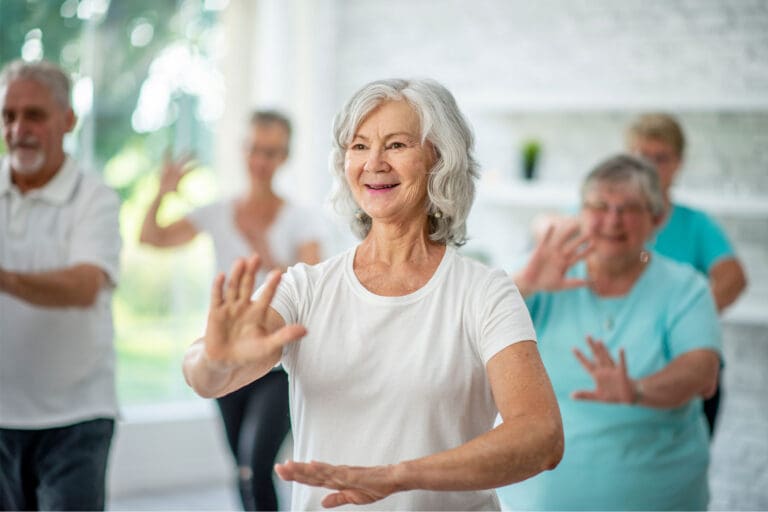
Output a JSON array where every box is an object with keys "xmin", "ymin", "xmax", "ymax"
[
  {"xmin": 388, "ymin": 142, "xmax": 406, "ymax": 149},
  {"xmin": 349, "ymin": 143, "xmax": 366, "ymax": 150}
]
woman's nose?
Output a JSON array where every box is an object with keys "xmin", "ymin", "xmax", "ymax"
[{"xmin": 363, "ymin": 149, "xmax": 389, "ymax": 173}]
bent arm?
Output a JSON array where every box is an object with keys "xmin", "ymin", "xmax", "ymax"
[
  {"xmin": 277, "ymin": 341, "xmax": 564, "ymax": 507},
  {"xmin": 395, "ymin": 341, "xmax": 563, "ymax": 490},
  {"xmin": 634, "ymin": 349, "xmax": 720, "ymax": 408},
  {"xmin": 710, "ymin": 258, "xmax": 747, "ymax": 312},
  {"xmin": 0, "ymin": 264, "xmax": 106, "ymax": 307},
  {"xmin": 139, "ymin": 193, "xmax": 198, "ymax": 247}
]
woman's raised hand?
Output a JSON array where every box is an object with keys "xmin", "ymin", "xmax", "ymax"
[
  {"xmin": 572, "ymin": 336, "xmax": 636, "ymax": 404},
  {"xmin": 514, "ymin": 218, "xmax": 593, "ymax": 297},
  {"xmin": 203, "ymin": 255, "xmax": 306, "ymax": 368},
  {"xmin": 158, "ymin": 151, "xmax": 195, "ymax": 196}
]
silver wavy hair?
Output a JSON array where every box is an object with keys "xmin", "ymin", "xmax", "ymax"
[
  {"xmin": 581, "ymin": 153, "xmax": 665, "ymax": 218},
  {"xmin": 0, "ymin": 60, "xmax": 71, "ymax": 109},
  {"xmin": 329, "ymin": 78, "xmax": 478, "ymax": 246}
]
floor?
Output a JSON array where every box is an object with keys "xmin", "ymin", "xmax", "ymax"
[{"xmin": 109, "ymin": 326, "xmax": 768, "ymax": 511}]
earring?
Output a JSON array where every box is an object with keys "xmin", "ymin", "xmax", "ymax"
[
  {"xmin": 639, "ymin": 250, "xmax": 650, "ymax": 263},
  {"xmin": 432, "ymin": 210, "xmax": 443, "ymax": 219},
  {"xmin": 355, "ymin": 210, "xmax": 365, "ymax": 221}
]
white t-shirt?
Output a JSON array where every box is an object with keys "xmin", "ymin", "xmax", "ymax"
[
  {"xmin": 0, "ymin": 156, "xmax": 121, "ymax": 428},
  {"xmin": 269, "ymin": 246, "xmax": 537, "ymax": 511},
  {"xmin": 187, "ymin": 199, "xmax": 325, "ymax": 277}
]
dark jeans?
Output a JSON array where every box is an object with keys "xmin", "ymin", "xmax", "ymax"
[
  {"xmin": 217, "ymin": 369, "xmax": 290, "ymax": 511},
  {"xmin": 0, "ymin": 418, "xmax": 114, "ymax": 511}
]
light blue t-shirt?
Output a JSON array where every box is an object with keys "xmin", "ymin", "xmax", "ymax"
[
  {"xmin": 650, "ymin": 202, "xmax": 735, "ymax": 274},
  {"xmin": 497, "ymin": 254, "xmax": 722, "ymax": 511}
]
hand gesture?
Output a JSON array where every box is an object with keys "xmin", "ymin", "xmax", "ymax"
[
  {"xmin": 275, "ymin": 460, "xmax": 400, "ymax": 508},
  {"xmin": 158, "ymin": 151, "xmax": 195, "ymax": 196},
  {"xmin": 204, "ymin": 255, "xmax": 306, "ymax": 368},
  {"xmin": 572, "ymin": 336, "xmax": 636, "ymax": 404},
  {"xmin": 515, "ymin": 218, "xmax": 593, "ymax": 296}
]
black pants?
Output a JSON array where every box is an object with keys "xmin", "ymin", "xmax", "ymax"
[
  {"xmin": 703, "ymin": 378, "xmax": 722, "ymax": 438},
  {"xmin": 0, "ymin": 418, "xmax": 114, "ymax": 511},
  {"xmin": 217, "ymin": 369, "xmax": 290, "ymax": 511}
]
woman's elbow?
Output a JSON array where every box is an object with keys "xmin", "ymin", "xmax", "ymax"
[{"xmin": 542, "ymin": 418, "xmax": 564, "ymax": 470}]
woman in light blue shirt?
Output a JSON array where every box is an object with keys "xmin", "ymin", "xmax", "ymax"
[{"xmin": 500, "ymin": 154, "xmax": 722, "ymax": 510}]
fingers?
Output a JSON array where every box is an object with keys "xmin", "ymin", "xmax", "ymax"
[
  {"xmin": 572, "ymin": 347, "xmax": 595, "ymax": 373},
  {"xmin": 210, "ymin": 273, "xmax": 225, "ymax": 308},
  {"xmin": 265, "ymin": 324, "xmax": 308, "ymax": 352},
  {"xmin": 225, "ymin": 259, "xmax": 246, "ymax": 303},
  {"xmin": 238, "ymin": 254, "xmax": 261, "ymax": 302},
  {"xmin": 587, "ymin": 336, "xmax": 614, "ymax": 367},
  {"xmin": 253, "ymin": 269, "xmax": 283, "ymax": 323},
  {"xmin": 560, "ymin": 277, "xmax": 590, "ymax": 290},
  {"xmin": 572, "ymin": 389, "xmax": 598, "ymax": 401}
]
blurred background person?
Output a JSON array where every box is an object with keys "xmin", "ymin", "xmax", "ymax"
[
  {"xmin": 183, "ymin": 78, "xmax": 564, "ymax": 511},
  {"xmin": 140, "ymin": 110, "xmax": 324, "ymax": 511},
  {"xmin": 499, "ymin": 154, "xmax": 722, "ymax": 510},
  {"xmin": 0, "ymin": 60, "xmax": 121, "ymax": 511},
  {"xmin": 627, "ymin": 113, "xmax": 747, "ymax": 435}
]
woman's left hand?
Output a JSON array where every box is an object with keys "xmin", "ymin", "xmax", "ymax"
[
  {"xmin": 571, "ymin": 336, "xmax": 636, "ymax": 404},
  {"xmin": 275, "ymin": 460, "xmax": 401, "ymax": 508}
]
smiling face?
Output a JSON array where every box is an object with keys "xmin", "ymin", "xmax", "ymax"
[
  {"xmin": 344, "ymin": 100, "xmax": 437, "ymax": 227},
  {"xmin": 580, "ymin": 181, "xmax": 659, "ymax": 263},
  {"xmin": 1, "ymin": 78, "xmax": 75, "ymax": 177}
]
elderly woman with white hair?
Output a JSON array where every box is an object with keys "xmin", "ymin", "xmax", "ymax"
[
  {"xmin": 499, "ymin": 154, "xmax": 722, "ymax": 511},
  {"xmin": 183, "ymin": 78, "xmax": 563, "ymax": 510}
]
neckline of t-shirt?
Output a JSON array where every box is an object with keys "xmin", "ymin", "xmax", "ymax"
[
  {"xmin": 228, "ymin": 197, "xmax": 290, "ymax": 244},
  {"xmin": 343, "ymin": 245, "xmax": 455, "ymax": 305},
  {"xmin": 575, "ymin": 256, "xmax": 659, "ymax": 306}
]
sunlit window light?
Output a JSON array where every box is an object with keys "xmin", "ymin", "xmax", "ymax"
[
  {"xmin": 130, "ymin": 20, "xmax": 154, "ymax": 47},
  {"xmin": 204, "ymin": 0, "xmax": 230, "ymax": 11},
  {"xmin": 73, "ymin": 76, "xmax": 94, "ymax": 116},
  {"xmin": 60, "ymin": 0, "xmax": 78, "ymax": 18},
  {"xmin": 22, "ymin": 39, "xmax": 44, "ymax": 62},
  {"xmin": 132, "ymin": 43, "xmax": 225, "ymax": 133},
  {"xmin": 77, "ymin": 0, "xmax": 111, "ymax": 21}
]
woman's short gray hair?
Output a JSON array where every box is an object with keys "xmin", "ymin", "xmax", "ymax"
[
  {"xmin": 0, "ymin": 60, "xmax": 71, "ymax": 109},
  {"xmin": 329, "ymin": 78, "xmax": 478, "ymax": 246},
  {"xmin": 581, "ymin": 154, "xmax": 665, "ymax": 218}
]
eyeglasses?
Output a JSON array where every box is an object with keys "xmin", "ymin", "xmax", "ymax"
[
  {"xmin": 244, "ymin": 144, "xmax": 287, "ymax": 160},
  {"xmin": 582, "ymin": 201, "xmax": 649, "ymax": 217}
]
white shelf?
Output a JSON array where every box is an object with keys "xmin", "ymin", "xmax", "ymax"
[
  {"xmin": 476, "ymin": 180, "xmax": 768, "ymax": 218},
  {"xmin": 722, "ymin": 301, "xmax": 768, "ymax": 327},
  {"xmin": 459, "ymin": 93, "xmax": 768, "ymax": 113}
]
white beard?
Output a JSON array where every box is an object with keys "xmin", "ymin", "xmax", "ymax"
[{"xmin": 9, "ymin": 147, "xmax": 45, "ymax": 175}]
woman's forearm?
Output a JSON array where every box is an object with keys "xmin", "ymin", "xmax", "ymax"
[
  {"xmin": 634, "ymin": 349, "xmax": 720, "ymax": 408},
  {"xmin": 394, "ymin": 413, "xmax": 563, "ymax": 491}
]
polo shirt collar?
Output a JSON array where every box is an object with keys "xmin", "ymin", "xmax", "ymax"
[{"xmin": 0, "ymin": 155, "xmax": 80, "ymax": 205}]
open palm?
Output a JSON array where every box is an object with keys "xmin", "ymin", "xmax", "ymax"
[
  {"xmin": 572, "ymin": 336, "xmax": 635, "ymax": 404},
  {"xmin": 158, "ymin": 151, "xmax": 195, "ymax": 195},
  {"xmin": 204, "ymin": 255, "xmax": 306, "ymax": 368}
]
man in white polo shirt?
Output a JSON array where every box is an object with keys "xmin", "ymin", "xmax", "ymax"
[{"xmin": 0, "ymin": 60, "xmax": 121, "ymax": 511}]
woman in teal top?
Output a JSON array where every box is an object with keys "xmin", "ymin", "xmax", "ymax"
[{"xmin": 500, "ymin": 154, "xmax": 722, "ymax": 510}]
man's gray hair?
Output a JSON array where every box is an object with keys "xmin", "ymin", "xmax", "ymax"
[
  {"xmin": 0, "ymin": 60, "xmax": 71, "ymax": 109},
  {"xmin": 329, "ymin": 78, "xmax": 479, "ymax": 246},
  {"xmin": 581, "ymin": 153, "xmax": 665, "ymax": 218}
]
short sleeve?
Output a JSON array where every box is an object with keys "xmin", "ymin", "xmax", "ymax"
[
  {"xmin": 666, "ymin": 272, "xmax": 722, "ymax": 360},
  {"xmin": 69, "ymin": 183, "xmax": 122, "ymax": 285},
  {"xmin": 265, "ymin": 265, "xmax": 304, "ymax": 326},
  {"xmin": 476, "ymin": 269, "xmax": 538, "ymax": 365},
  {"xmin": 186, "ymin": 202, "xmax": 220, "ymax": 234},
  {"xmin": 696, "ymin": 212, "xmax": 735, "ymax": 272}
]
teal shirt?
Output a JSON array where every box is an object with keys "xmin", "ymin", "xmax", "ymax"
[
  {"xmin": 497, "ymin": 254, "xmax": 722, "ymax": 511},
  {"xmin": 650, "ymin": 202, "xmax": 735, "ymax": 274}
]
